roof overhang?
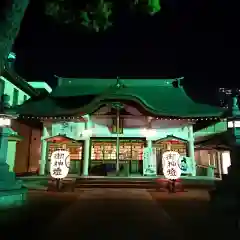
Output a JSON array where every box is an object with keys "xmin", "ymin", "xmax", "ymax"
[
  {"xmin": 195, "ymin": 132, "xmax": 230, "ymax": 150},
  {"xmin": 16, "ymin": 78, "xmax": 226, "ymax": 120},
  {"xmin": 44, "ymin": 135, "xmax": 79, "ymax": 143},
  {"xmin": 154, "ymin": 135, "xmax": 188, "ymax": 144},
  {"xmin": 195, "ymin": 145, "xmax": 230, "ymax": 151}
]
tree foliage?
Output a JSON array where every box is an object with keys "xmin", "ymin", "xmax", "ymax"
[
  {"xmin": 0, "ymin": 0, "xmax": 29, "ymax": 74},
  {"xmin": 44, "ymin": 0, "xmax": 161, "ymax": 32},
  {"xmin": 134, "ymin": 0, "xmax": 161, "ymax": 16},
  {"xmin": 45, "ymin": 0, "xmax": 113, "ymax": 32},
  {"xmin": 0, "ymin": 0, "xmax": 162, "ymax": 75}
]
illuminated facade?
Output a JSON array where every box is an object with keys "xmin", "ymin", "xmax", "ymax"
[{"xmin": 16, "ymin": 77, "xmax": 228, "ymax": 178}]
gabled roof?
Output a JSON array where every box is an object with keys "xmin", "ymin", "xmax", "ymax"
[
  {"xmin": 154, "ymin": 135, "xmax": 188, "ymax": 143},
  {"xmin": 15, "ymin": 78, "xmax": 226, "ymax": 119},
  {"xmin": 45, "ymin": 135, "xmax": 78, "ymax": 143}
]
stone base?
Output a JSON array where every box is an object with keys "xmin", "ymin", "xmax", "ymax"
[
  {"xmin": 0, "ymin": 162, "xmax": 24, "ymax": 191},
  {"xmin": 0, "ymin": 187, "xmax": 27, "ymax": 209}
]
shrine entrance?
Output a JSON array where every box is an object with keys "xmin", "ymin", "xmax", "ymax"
[{"xmin": 89, "ymin": 138, "xmax": 145, "ymax": 176}]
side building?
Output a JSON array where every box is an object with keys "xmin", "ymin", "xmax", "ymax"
[
  {"xmin": 0, "ymin": 56, "xmax": 52, "ymax": 175},
  {"xmin": 194, "ymin": 121, "xmax": 231, "ymax": 178}
]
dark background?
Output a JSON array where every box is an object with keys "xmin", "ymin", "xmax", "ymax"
[{"xmin": 11, "ymin": 0, "xmax": 240, "ymax": 103}]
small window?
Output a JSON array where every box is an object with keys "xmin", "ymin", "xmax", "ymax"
[
  {"xmin": 12, "ymin": 88, "xmax": 19, "ymax": 106},
  {"xmin": 0, "ymin": 79, "xmax": 5, "ymax": 96}
]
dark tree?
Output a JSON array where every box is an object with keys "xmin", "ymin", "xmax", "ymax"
[{"xmin": 0, "ymin": 0, "xmax": 29, "ymax": 74}]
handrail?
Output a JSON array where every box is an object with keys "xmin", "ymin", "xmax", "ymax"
[{"xmin": 197, "ymin": 164, "xmax": 216, "ymax": 169}]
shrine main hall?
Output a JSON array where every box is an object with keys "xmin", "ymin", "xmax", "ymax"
[{"xmin": 13, "ymin": 77, "xmax": 229, "ymax": 178}]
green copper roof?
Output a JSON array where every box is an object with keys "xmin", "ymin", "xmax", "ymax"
[
  {"xmin": 16, "ymin": 79, "xmax": 225, "ymax": 118},
  {"xmin": 100, "ymin": 85, "xmax": 224, "ymax": 117}
]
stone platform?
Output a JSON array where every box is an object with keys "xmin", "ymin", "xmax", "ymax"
[{"xmin": 0, "ymin": 187, "xmax": 27, "ymax": 208}]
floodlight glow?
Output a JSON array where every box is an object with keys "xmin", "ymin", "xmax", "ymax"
[
  {"xmin": 221, "ymin": 151, "xmax": 231, "ymax": 174},
  {"xmin": 141, "ymin": 128, "xmax": 156, "ymax": 137},
  {"xmin": 8, "ymin": 52, "xmax": 16, "ymax": 60},
  {"xmin": 227, "ymin": 120, "xmax": 240, "ymax": 128},
  {"xmin": 82, "ymin": 129, "xmax": 93, "ymax": 137}
]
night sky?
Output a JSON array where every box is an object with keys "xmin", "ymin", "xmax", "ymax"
[{"xmin": 12, "ymin": 0, "xmax": 240, "ymax": 103}]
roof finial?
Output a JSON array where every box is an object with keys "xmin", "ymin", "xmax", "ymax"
[
  {"xmin": 54, "ymin": 74, "xmax": 60, "ymax": 79},
  {"xmin": 114, "ymin": 77, "xmax": 125, "ymax": 89},
  {"xmin": 116, "ymin": 76, "xmax": 121, "ymax": 88}
]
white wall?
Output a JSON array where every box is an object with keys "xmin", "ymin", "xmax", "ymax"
[{"xmin": 221, "ymin": 151, "xmax": 231, "ymax": 174}]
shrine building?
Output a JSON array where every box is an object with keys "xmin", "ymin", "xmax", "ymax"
[
  {"xmin": 0, "ymin": 59, "xmax": 51, "ymax": 175},
  {"xmin": 14, "ymin": 77, "xmax": 230, "ymax": 178}
]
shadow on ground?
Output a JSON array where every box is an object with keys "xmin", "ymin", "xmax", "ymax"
[
  {"xmin": 0, "ymin": 189, "xmax": 239, "ymax": 240},
  {"xmin": 0, "ymin": 195, "xmax": 77, "ymax": 240},
  {"xmin": 0, "ymin": 191, "xmax": 179, "ymax": 240},
  {"xmin": 149, "ymin": 189, "xmax": 240, "ymax": 239}
]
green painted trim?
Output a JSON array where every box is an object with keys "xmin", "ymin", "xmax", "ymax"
[
  {"xmin": 91, "ymin": 137, "xmax": 146, "ymax": 142},
  {"xmin": 28, "ymin": 82, "xmax": 52, "ymax": 93},
  {"xmin": 8, "ymin": 134, "xmax": 23, "ymax": 141},
  {"xmin": 45, "ymin": 134, "xmax": 83, "ymax": 143}
]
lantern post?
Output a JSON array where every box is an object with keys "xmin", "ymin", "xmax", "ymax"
[{"xmin": 0, "ymin": 93, "xmax": 27, "ymax": 207}]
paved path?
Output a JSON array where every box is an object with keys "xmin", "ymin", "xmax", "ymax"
[
  {"xmin": 78, "ymin": 188, "xmax": 154, "ymax": 199},
  {"xmin": 2, "ymin": 189, "xmax": 187, "ymax": 240},
  {"xmin": 45, "ymin": 189, "xmax": 183, "ymax": 240}
]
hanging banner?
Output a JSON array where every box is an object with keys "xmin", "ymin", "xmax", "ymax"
[
  {"xmin": 143, "ymin": 147, "xmax": 157, "ymax": 176},
  {"xmin": 162, "ymin": 151, "xmax": 181, "ymax": 179},
  {"xmin": 143, "ymin": 147, "xmax": 150, "ymax": 175},
  {"xmin": 179, "ymin": 156, "xmax": 192, "ymax": 175},
  {"xmin": 50, "ymin": 150, "xmax": 70, "ymax": 179}
]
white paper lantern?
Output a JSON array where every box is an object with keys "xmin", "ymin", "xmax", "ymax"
[
  {"xmin": 50, "ymin": 150, "xmax": 70, "ymax": 179},
  {"xmin": 162, "ymin": 151, "xmax": 181, "ymax": 180}
]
